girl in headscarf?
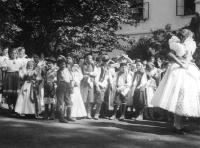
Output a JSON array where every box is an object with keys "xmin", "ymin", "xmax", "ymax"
[
  {"xmin": 151, "ymin": 29, "xmax": 200, "ymax": 135},
  {"xmin": 132, "ymin": 60, "xmax": 147, "ymax": 120},
  {"xmin": 143, "ymin": 62, "xmax": 157, "ymax": 120}
]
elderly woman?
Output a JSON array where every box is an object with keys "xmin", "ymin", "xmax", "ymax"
[{"xmin": 151, "ymin": 29, "xmax": 200, "ymax": 135}]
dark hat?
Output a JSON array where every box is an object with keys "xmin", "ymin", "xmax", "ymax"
[
  {"xmin": 84, "ymin": 53, "xmax": 93, "ymax": 59},
  {"xmin": 32, "ymin": 54, "xmax": 40, "ymax": 58},
  {"xmin": 46, "ymin": 56, "xmax": 56, "ymax": 63},
  {"xmin": 66, "ymin": 52, "xmax": 74, "ymax": 58},
  {"xmin": 120, "ymin": 63, "xmax": 127, "ymax": 67},
  {"xmin": 101, "ymin": 55, "xmax": 110, "ymax": 62}
]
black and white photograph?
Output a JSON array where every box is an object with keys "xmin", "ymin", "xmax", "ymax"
[{"xmin": 0, "ymin": 0, "xmax": 199, "ymax": 148}]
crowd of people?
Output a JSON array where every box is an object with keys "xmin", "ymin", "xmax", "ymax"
[{"xmin": 0, "ymin": 29, "xmax": 200, "ymax": 135}]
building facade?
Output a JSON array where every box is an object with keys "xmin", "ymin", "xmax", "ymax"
[{"xmin": 108, "ymin": 0, "xmax": 200, "ymax": 57}]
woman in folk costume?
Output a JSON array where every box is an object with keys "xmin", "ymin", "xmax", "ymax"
[
  {"xmin": 107, "ymin": 60, "xmax": 117, "ymax": 110},
  {"xmin": 132, "ymin": 60, "xmax": 147, "ymax": 120},
  {"xmin": 33, "ymin": 53, "xmax": 45, "ymax": 108},
  {"xmin": 2, "ymin": 48, "xmax": 23, "ymax": 114},
  {"xmin": 81, "ymin": 53, "xmax": 98, "ymax": 119},
  {"xmin": 0, "ymin": 47, "xmax": 9, "ymax": 106},
  {"xmin": 151, "ymin": 29, "xmax": 200, "ymax": 135},
  {"xmin": 70, "ymin": 64, "xmax": 87, "ymax": 119},
  {"xmin": 15, "ymin": 61, "xmax": 41, "ymax": 117},
  {"xmin": 143, "ymin": 62, "xmax": 157, "ymax": 120}
]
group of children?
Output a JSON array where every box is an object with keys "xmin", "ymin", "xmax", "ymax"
[{"xmin": 0, "ymin": 46, "xmax": 173, "ymax": 123}]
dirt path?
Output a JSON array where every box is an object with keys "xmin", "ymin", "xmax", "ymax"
[{"xmin": 0, "ymin": 113, "xmax": 199, "ymax": 148}]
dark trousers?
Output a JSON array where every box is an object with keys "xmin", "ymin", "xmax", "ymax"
[{"xmin": 57, "ymin": 82, "xmax": 72, "ymax": 108}]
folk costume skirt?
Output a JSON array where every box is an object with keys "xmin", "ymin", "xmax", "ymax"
[
  {"xmin": 151, "ymin": 62, "xmax": 200, "ymax": 117},
  {"xmin": 3, "ymin": 72, "xmax": 20, "ymax": 105}
]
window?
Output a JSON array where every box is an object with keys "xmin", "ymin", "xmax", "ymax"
[
  {"xmin": 129, "ymin": 0, "xmax": 149, "ymax": 21},
  {"xmin": 176, "ymin": 0, "xmax": 195, "ymax": 16}
]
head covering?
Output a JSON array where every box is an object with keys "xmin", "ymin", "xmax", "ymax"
[
  {"xmin": 46, "ymin": 56, "xmax": 56, "ymax": 63},
  {"xmin": 66, "ymin": 52, "xmax": 74, "ymax": 58},
  {"xmin": 180, "ymin": 29, "xmax": 192, "ymax": 38},
  {"xmin": 101, "ymin": 54, "xmax": 110, "ymax": 62},
  {"xmin": 32, "ymin": 53, "xmax": 40, "ymax": 58},
  {"xmin": 146, "ymin": 62, "xmax": 155, "ymax": 70},
  {"xmin": 84, "ymin": 53, "xmax": 93, "ymax": 59},
  {"xmin": 17, "ymin": 47, "xmax": 25, "ymax": 52},
  {"xmin": 57, "ymin": 55, "xmax": 66, "ymax": 65}
]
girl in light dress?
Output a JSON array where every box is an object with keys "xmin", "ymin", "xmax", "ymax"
[
  {"xmin": 151, "ymin": 29, "xmax": 200, "ymax": 135},
  {"xmin": 70, "ymin": 64, "xmax": 87, "ymax": 119},
  {"xmin": 15, "ymin": 61, "xmax": 41, "ymax": 117},
  {"xmin": 2, "ymin": 48, "xmax": 23, "ymax": 114},
  {"xmin": 143, "ymin": 62, "xmax": 157, "ymax": 120}
]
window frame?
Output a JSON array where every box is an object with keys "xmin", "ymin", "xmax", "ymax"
[{"xmin": 176, "ymin": 0, "xmax": 195, "ymax": 16}]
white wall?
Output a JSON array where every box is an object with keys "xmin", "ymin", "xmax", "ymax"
[{"xmin": 116, "ymin": 0, "xmax": 194, "ymax": 36}]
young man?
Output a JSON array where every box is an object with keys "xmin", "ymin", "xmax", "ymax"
[
  {"xmin": 94, "ymin": 55, "xmax": 111, "ymax": 120},
  {"xmin": 81, "ymin": 53, "xmax": 98, "ymax": 119},
  {"xmin": 110, "ymin": 63, "xmax": 132, "ymax": 120}
]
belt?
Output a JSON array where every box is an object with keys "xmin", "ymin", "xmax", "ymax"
[{"xmin": 6, "ymin": 71, "xmax": 19, "ymax": 73}]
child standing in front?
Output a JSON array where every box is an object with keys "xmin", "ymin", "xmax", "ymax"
[
  {"xmin": 15, "ymin": 61, "xmax": 40, "ymax": 117},
  {"xmin": 42, "ymin": 57, "xmax": 57, "ymax": 120}
]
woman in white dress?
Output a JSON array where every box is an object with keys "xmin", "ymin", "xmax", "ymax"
[
  {"xmin": 71, "ymin": 64, "xmax": 87, "ymax": 119},
  {"xmin": 151, "ymin": 29, "xmax": 200, "ymax": 135}
]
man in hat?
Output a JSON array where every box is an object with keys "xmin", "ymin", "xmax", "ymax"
[
  {"xmin": 56, "ymin": 55, "xmax": 75, "ymax": 123},
  {"xmin": 81, "ymin": 53, "xmax": 98, "ymax": 119},
  {"xmin": 94, "ymin": 54, "xmax": 112, "ymax": 120},
  {"xmin": 110, "ymin": 62, "xmax": 132, "ymax": 120},
  {"xmin": 42, "ymin": 56, "xmax": 58, "ymax": 120}
]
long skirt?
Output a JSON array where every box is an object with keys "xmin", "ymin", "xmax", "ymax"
[
  {"xmin": 133, "ymin": 87, "xmax": 147, "ymax": 109},
  {"xmin": 126, "ymin": 86, "xmax": 136, "ymax": 106},
  {"xmin": 71, "ymin": 87, "xmax": 87, "ymax": 118},
  {"xmin": 0, "ymin": 69, "xmax": 6, "ymax": 102},
  {"xmin": 15, "ymin": 82, "xmax": 36, "ymax": 114},
  {"xmin": 3, "ymin": 72, "xmax": 20, "ymax": 105},
  {"xmin": 151, "ymin": 62, "xmax": 200, "ymax": 117}
]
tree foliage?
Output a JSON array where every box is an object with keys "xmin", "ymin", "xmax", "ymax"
[
  {"xmin": 0, "ymin": 0, "xmax": 138, "ymax": 56},
  {"xmin": 126, "ymin": 24, "xmax": 177, "ymax": 60}
]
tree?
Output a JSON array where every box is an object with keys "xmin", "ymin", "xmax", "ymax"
[
  {"xmin": 0, "ymin": 0, "xmax": 139, "ymax": 56},
  {"xmin": 126, "ymin": 24, "xmax": 174, "ymax": 60}
]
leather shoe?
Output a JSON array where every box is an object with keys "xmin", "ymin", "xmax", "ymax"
[{"xmin": 173, "ymin": 127, "xmax": 186, "ymax": 135}]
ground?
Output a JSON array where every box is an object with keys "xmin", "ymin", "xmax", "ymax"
[{"xmin": 0, "ymin": 109, "xmax": 200, "ymax": 148}]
